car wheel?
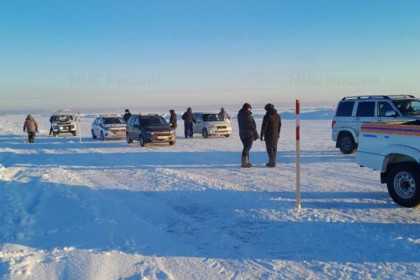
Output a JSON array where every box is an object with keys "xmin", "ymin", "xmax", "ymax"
[
  {"xmin": 126, "ymin": 133, "xmax": 133, "ymax": 143},
  {"xmin": 169, "ymin": 140, "xmax": 176, "ymax": 145},
  {"xmin": 225, "ymin": 134, "xmax": 230, "ymax": 138},
  {"xmin": 338, "ymin": 132, "xmax": 355, "ymax": 154},
  {"xmin": 100, "ymin": 131, "xmax": 105, "ymax": 141},
  {"xmin": 202, "ymin": 128, "xmax": 209, "ymax": 138},
  {"xmin": 72, "ymin": 132, "xmax": 76, "ymax": 136},
  {"xmin": 91, "ymin": 129, "xmax": 96, "ymax": 139},
  {"xmin": 387, "ymin": 163, "xmax": 420, "ymax": 207},
  {"xmin": 139, "ymin": 135, "xmax": 145, "ymax": 147},
  {"xmin": 53, "ymin": 132, "xmax": 58, "ymax": 137}
]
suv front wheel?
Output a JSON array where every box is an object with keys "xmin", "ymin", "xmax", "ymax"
[{"xmin": 337, "ymin": 132, "xmax": 355, "ymax": 154}]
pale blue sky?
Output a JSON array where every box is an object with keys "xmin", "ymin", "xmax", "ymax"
[{"xmin": 1, "ymin": 0, "xmax": 420, "ymax": 111}]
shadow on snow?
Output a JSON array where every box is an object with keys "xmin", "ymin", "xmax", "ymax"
[{"xmin": 0, "ymin": 179, "xmax": 418, "ymax": 263}]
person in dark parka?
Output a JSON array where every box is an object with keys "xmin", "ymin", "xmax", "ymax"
[
  {"xmin": 181, "ymin": 107, "xmax": 195, "ymax": 138},
  {"xmin": 237, "ymin": 103, "xmax": 259, "ymax": 167},
  {"xmin": 260, "ymin": 103, "xmax": 281, "ymax": 167},
  {"xmin": 169, "ymin": 109, "xmax": 177, "ymax": 130},
  {"xmin": 123, "ymin": 109, "xmax": 132, "ymax": 122}
]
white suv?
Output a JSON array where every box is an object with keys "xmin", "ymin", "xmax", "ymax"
[
  {"xmin": 192, "ymin": 112, "xmax": 232, "ymax": 138},
  {"xmin": 332, "ymin": 95, "xmax": 420, "ymax": 154},
  {"xmin": 50, "ymin": 109, "xmax": 77, "ymax": 136}
]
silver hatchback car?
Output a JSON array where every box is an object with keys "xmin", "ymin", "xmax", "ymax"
[
  {"xmin": 332, "ymin": 95, "xmax": 420, "ymax": 154},
  {"xmin": 192, "ymin": 112, "xmax": 232, "ymax": 138}
]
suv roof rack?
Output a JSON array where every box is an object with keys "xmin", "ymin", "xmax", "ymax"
[{"xmin": 341, "ymin": 95, "xmax": 415, "ymax": 101}]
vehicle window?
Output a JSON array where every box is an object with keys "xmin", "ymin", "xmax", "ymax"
[
  {"xmin": 202, "ymin": 114, "xmax": 220, "ymax": 121},
  {"xmin": 128, "ymin": 116, "xmax": 135, "ymax": 125},
  {"xmin": 134, "ymin": 116, "xmax": 140, "ymax": 126},
  {"xmin": 393, "ymin": 99, "xmax": 420, "ymax": 115},
  {"xmin": 377, "ymin": 102, "xmax": 394, "ymax": 117},
  {"xmin": 335, "ymin": 102, "xmax": 354, "ymax": 117},
  {"xmin": 95, "ymin": 118, "xmax": 101, "ymax": 125},
  {"xmin": 103, "ymin": 117, "xmax": 124, "ymax": 125},
  {"xmin": 140, "ymin": 116, "xmax": 166, "ymax": 126},
  {"xmin": 356, "ymin": 102, "xmax": 375, "ymax": 117}
]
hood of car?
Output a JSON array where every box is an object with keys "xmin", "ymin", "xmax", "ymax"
[
  {"xmin": 145, "ymin": 125, "xmax": 172, "ymax": 132},
  {"xmin": 103, "ymin": 123, "xmax": 126, "ymax": 128}
]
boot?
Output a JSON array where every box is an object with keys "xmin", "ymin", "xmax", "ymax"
[{"xmin": 241, "ymin": 156, "xmax": 252, "ymax": 168}]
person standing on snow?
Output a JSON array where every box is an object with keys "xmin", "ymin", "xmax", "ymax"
[
  {"xmin": 182, "ymin": 107, "xmax": 195, "ymax": 138},
  {"xmin": 169, "ymin": 109, "xmax": 177, "ymax": 130},
  {"xmin": 260, "ymin": 103, "xmax": 281, "ymax": 167},
  {"xmin": 219, "ymin": 107, "xmax": 229, "ymax": 121},
  {"xmin": 237, "ymin": 103, "xmax": 258, "ymax": 167},
  {"xmin": 123, "ymin": 109, "xmax": 132, "ymax": 122},
  {"xmin": 23, "ymin": 114, "xmax": 38, "ymax": 143}
]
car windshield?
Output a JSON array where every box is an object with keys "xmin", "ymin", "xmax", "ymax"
[
  {"xmin": 392, "ymin": 99, "xmax": 420, "ymax": 116},
  {"xmin": 102, "ymin": 117, "xmax": 124, "ymax": 125},
  {"xmin": 53, "ymin": 115, "xmax": 72, "ymax": 122},
  {"xmin": 140, "ymin": 116, "xmax": 167, "ymax": 126},
  {"xmin": 202, "ymin": 114, "xmax": 221, "ymax": 121}
]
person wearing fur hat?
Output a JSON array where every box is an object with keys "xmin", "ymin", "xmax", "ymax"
[
  {"xmin": 23, "ymin": 114, "xmax": 38, "ymax": 143},
  {"xmin": 260, "ymin": 103, "xmax": 281, "ymax": 167},
  {"xmin": 237, "ymin": 103, "xmax": 259, "ymax": 167}
]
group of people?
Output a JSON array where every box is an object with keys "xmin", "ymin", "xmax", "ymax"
[
  {"xmin": 23, "ymin": 104, "xmax": 281, "ymax": 168},
  {"xmin": 237, "ymin": 103, "xmax": 281, "ymax": 168}
]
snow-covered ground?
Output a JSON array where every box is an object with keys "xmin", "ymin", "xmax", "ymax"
[{"xmin": 1, "ymin": 108, "xmax": 419, "ymax": 280}]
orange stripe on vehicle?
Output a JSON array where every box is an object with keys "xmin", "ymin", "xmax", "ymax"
[{"xmin": 361, "ymin": 124, "xmax": 420, "ymax": 136}]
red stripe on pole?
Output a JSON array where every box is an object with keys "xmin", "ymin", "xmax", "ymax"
[
  {"xmin": 296, "ymin": 126, "xmax": 300, "ymax": 140},
  {"xmin": 296, "ymin": 99, "xmax": 300, "ymax": 114}
]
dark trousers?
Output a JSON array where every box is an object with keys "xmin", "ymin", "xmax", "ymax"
[
  {"xmin": 28, "ymin": 131, "xmax": 36, "ymax": 143},
  {"xmin": 241, "ymin": 137, "xmax": 254, "ymax": 157},
  {"xmin": 265, "ymin": 139, "xmax": 278, "ymax": 166},
  {"xmin": 184, "ymin": 123, "xmax": 193, "ymax": 138}
]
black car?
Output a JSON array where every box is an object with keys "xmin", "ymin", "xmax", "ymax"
[{"xmin": 126, "ymin": 114, "xmax": 176, "ymax": 146}]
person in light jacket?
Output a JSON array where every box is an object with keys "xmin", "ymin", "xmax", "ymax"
[{"xmin": 23, "ymin": 114, "xmax": 38, "ymax": 143}]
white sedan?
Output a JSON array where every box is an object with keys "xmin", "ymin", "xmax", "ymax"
[{"xmin": 91, "ymin": 114, "xmax": 126, "ymax": 140}]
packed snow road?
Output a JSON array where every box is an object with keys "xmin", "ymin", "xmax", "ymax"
[{"xmin": 0, "ymin": 112, "xmax": 419, "ymax": 279}]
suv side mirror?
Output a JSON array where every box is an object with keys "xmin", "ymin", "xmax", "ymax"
[{"xmin": 385, "ymin": 110, "xmax": 397, "ymax": 117}]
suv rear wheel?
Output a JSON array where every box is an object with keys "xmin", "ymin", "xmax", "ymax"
[
  {"xmin": 387, "ymin": 163, "xmax": 420, "ymax": 207},
  {"xmin": 126, "ymin": 134, "xmax": 133, "ymax": 143},
  {"xmin": 202, "ymin": 128, "xmax": 209, "ymax": 138},
  {"xmin": 338, "ymin": 132, "xmax": 355, "ymax": 154},
  {"xmin": 91, "ymin": 129, "xmax": 96, "ymax": 139},
  {"xmin": 139, "ymin": 135, "xmax": 145, "ymax": 147}
]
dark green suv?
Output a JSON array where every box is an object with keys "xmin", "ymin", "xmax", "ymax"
[{"xmin": 126, "ymin": 114, "xmax": 176, "ymax": 147}]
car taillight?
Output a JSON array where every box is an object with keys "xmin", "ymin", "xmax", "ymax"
[{"xmin": 331, "ymin": 121, "xmax": 336, "ymax": 128}]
